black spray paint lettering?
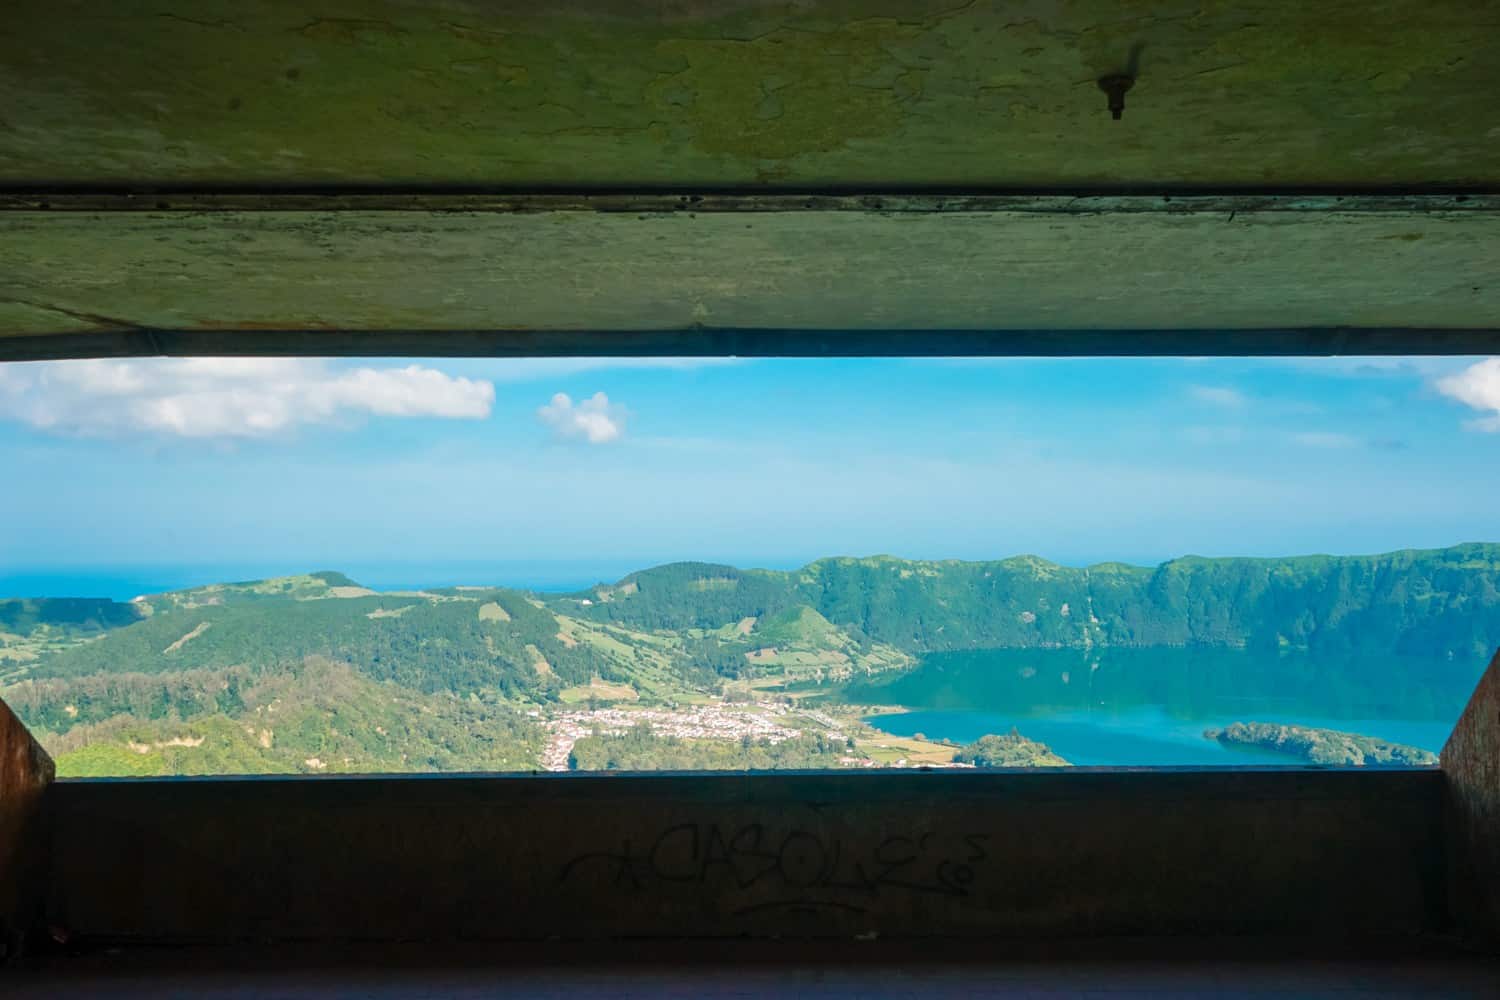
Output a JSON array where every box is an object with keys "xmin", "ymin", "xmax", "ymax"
[{"xmin": 559, "ymin": 823, "xmax": 989, "ymax": 899}]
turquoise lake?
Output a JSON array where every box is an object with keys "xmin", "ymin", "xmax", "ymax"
[{"xmin": 830, "ymin": 647, "xmax": 1487, "ymax": 767}]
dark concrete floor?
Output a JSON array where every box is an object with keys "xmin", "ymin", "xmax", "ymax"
[{"xmin": 9, "ymin": 940, "xmax": 1499, "ymax": 998}]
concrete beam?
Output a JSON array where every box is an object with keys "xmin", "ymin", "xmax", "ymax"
[
  {"xmin": 0, "ymin": 696, "xmax": 54, "ymax": 959},
  {"xmin": 1442, "ymin": 650, "xmax": 1500, "ymax": 948},
  {"xmin": 1, "ymin": 194, "xmax": 1497, "ymax": 357},
  {"xmin": 2, "ymin": 1, "xmax": 1498, "ymax": 189}
]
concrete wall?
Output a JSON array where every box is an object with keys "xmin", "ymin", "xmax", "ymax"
[
  {"xmin": 40, "ymin": 768, "xmax": 1448, "ymax": 943},
  {"xmin": 0, "ymin": 699, "xmax": 53, "ymax": 957},
  {"xmin": 1442, "ymin": 651, "xmax": 1500, "ymax": 947}
]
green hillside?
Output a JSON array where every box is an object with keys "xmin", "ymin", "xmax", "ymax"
[
  {"xmin": 0, "ymin": 597, "xmax": 149, "ymax": 678},
  {"xmin": 755, "ymin": 605, "xmax": 841, "ymax": 645},
  {"xmin": 4, "ymin": 544, "xmax": 1498, "ymax": 777},
  {"xmin": 18, "ymin": 586, "xmax": 648, "ymax": 702},
  {"xmin": 35, "ymin": 657, "xmax": 542, "ymax": 776},
  {"xmin": 0, "ymin": 597, "xmax": 146, "ymax": 634},
  {"xmin": 952, "ymin": 730, "xmax": 1070, "ymax": 768},
  {"xmin": 135, "ymin": 571, "xmax": 365, "ymax": 612}
]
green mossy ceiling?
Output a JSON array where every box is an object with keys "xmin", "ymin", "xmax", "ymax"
[{"xmin": 2, "ymin": 0, "xmax": 1497, "ymax": 187}]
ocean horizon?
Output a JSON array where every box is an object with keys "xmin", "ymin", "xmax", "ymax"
[
  {"xmin": 0, "ymin": 553, "xmax": 1160, "ymax": 602},
  {"xmin": 0, "ymin": 562, "xmax": 660, "ymax": 601}
]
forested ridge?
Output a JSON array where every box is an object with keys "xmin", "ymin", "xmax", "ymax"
[{"xmin": 563, "ymin": 544, "xmax": 1500, "ymax": 661}]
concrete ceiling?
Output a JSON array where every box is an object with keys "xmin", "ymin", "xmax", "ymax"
[
  {"xmin": 2, "ymin": 1, "xmax": 1498, "ymax": 357},
  {"xmin": 5, "ymin": 0, "xmax": 1499, "ymax": 188}
]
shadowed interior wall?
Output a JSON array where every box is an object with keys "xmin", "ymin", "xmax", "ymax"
[
  {"xmin": 1442, "ymin": 651, "xmax": 1500, "ymax": 947},
  {"xmin": 41, "ymin": 769, "xmax": 1447, "ymax": 942},
  {"xmin": 0, "ymin": 699, "xmax": 54, "ymax": 954}
]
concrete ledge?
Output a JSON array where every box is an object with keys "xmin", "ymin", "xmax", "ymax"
[
  {"xmin": 41, "ymin": 767, "xmax": 1447, "ymax": 943},
  {"xmin": 11, "ymin": 938, "xmax": 1500, "ymax": 997}
]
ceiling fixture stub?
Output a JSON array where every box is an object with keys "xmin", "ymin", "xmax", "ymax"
[{"xmin": 1098, "ymin": 74, "xmax": 1135, "ymax": 120}]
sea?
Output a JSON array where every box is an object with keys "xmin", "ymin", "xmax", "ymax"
[{"xmin": 0, "ymin": 562, "xmax": 640, "ymax": 602}]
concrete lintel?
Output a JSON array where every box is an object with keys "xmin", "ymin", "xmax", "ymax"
[
  {"xmin": 1442, "ymin": 650, "xmax": 1500, "ymax": 949},
  {"xmin": 2, "ymin": 196, "xmax": 1498, "ymax": 355},
  {"xmin": 3, "ymin": 328, "xmax": 1500, "ymax": 364},
  {"xmin": 0, "ymin": 696, "xmax": 54, "ymax": 959},
  {"xmin": 2, "ymin": 192, "xmax": 1498, "ymax": 215}
]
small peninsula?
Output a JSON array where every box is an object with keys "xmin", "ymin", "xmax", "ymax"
[{"xmin": 1205, "ymin": 722, "xmax": 1438, "ymax": 767}]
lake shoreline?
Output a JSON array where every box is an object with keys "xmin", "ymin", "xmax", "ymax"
[{"xmin": 831, "ymin": 646, "xmax": 1477, "ymax": 768}]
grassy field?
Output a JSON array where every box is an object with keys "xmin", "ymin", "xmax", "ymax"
[
  {"xmin": 559, "ymin": 678, "xmax": 640, "ymax": 704},
  {"xmin": 0, "ymin": 626, "xmax": 110, "ymax": 683}
]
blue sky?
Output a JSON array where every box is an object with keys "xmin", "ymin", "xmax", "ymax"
[{"xmin": 2, "ymin": 355, "xmax": 1499, "ymax": 594}]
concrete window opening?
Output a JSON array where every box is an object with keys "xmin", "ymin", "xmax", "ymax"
[{"xmin": 2, "ymin": 354, "xmax": 1494, "ymax": 779}]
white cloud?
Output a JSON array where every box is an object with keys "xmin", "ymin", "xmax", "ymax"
[
  {"xmin": 1291, "ymin": 431, "xmax": 1359, "ymax": 449},
  {"xmin": 1435, "ymin": 358, "xmax": 1500, "ymax": 431},
  {"xmin": 1188, "ymin": 385, "xmax": 1246, "ymax": 408},
  {"xmin": 537, "ymin": 391, "xmax": 626, "ymax": 444},
  {"xmin": 0, "ymin": 358, "xmax": 494, "ymax": 439}
]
